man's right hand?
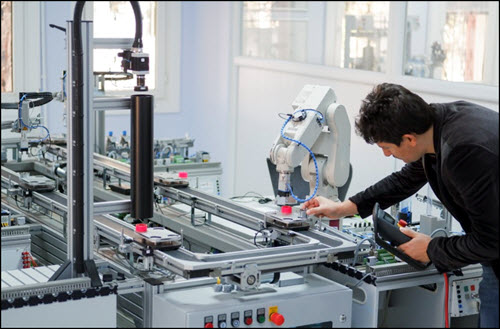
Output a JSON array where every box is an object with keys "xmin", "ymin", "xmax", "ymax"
[{"xmin": 301, "ymin": 196, "xmax": 358, "ymax": 219}]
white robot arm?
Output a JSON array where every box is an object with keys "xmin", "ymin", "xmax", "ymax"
[{"xmin": 269, "ymin": 85, "xmax": 351, "ymax": 206}]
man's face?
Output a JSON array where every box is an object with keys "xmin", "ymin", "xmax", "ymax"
[{"xmin": 376, "ymin": 137, "xmax": 421, "ymax": 163}]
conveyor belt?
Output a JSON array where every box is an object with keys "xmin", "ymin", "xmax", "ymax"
[
  {"xmin": 21, "ymin": 149, "xmax": 279, "ymax": 230},
  {"xmin": 42, "ymin": 191, "xmax": 67, "ymax": 206},
  {"xmin": 159, "ymin": 186, "xmax": 279, "ymax": 231},
  {"xmin": 3, "ymin": 162, "xmax": 360, "ymax": 282},
  {"xmin": 175, "ymin": 186, "xmax": 267, "ymax": 220},
  {"xmin": 94, "ymin": 215, "xmax": 135, "ymax": 236},
  {"xmin": 1, "ymin": 166, "xmax": 22, "ymax": 184},
  {"xmin": 3, "ymin": 154, "xmax": 303, "ymax": 232},
  {"xmin": 2, "ymin": 166, "xmax": 67, "ymax": 215},
  {"xmin": 160, "ymin": 186, "xmax": 312, "ymax": 231}
]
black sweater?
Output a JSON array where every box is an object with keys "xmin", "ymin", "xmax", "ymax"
[{"xmin": 349, "ymin": 101, "xmax": 499, "ymax": 279}]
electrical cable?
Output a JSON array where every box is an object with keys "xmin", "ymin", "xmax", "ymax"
[
  {"xmin": 444, "ymin": 273, "xmax": 449, "ymax": 328},
  {"xmin": 182, "ymin": 238, "xmax": 192, "ymax": 251},
  {"xmin": 352, "ymin": 237, "xmax": 377, "ymax": 266},
  {"xmin": 230, "ymin": 191, "xmax": 265, "ymax": 199},
  {"xmin": 61, "ymin": 71, "xmax": 67, "ymax": 98},
  {"xmin": 352, "ymin": 272, "xmax": 371, "ymax": 288},
  {"xmin": 29, "ymin": 253, "xmax": 38, "ymax": 267},
  {"xmin": 1, "ymin": 102, "xmax": 19, "ymax": 109},
  {"xmin": 154, "ymin": 199, "xmax": 165, "ymax": 215},
  {"xmin": 253, "ymin": 228, "xmax": 268, "ymax": 248},
  {"xmin": 430, "ymin": 228, "xmax": 449, "ymax": 238},
  {"xmin": 18, "ymin": 94, "xmax": 51, "ymax": 142},
  {"xmin": 380, "ymin": 290, "xmax": 392, "ymax": 327},
  {"xmin": 279, "ymin": 109, "xmax": 324, "ymax": 203},
  {"xmin": 230, "ymin": 191, "xmax": 270, "ymax": 203}
]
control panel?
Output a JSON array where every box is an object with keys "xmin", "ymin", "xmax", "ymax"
[
  {"xmin": 450, "ymin": 277, "xmax": 482, "ymax": 317},
  {"xmin": 152, "ymin": 273, "xmax": 352, "ymax": 327}
]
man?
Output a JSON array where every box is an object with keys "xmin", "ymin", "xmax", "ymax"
[{"xmin": 302, "ymin": 83, "xmax": 498, "ymax": 328}]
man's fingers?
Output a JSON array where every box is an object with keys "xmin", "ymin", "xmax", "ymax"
[
  {"xmin": 302, "ymin": 200, "xmax": 319, "ymax": 210},
  {"xmin": 306, "ymin": 207, "xmax": 322, "ymax": 217},
  {"xmin": 400, "ymin": 227, "xmax": 417, "ymax": 238}
]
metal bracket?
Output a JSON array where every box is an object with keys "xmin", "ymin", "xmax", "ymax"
[
  {"xmin": 239, "ymin": 263, "xmax": 260, "ymax": 291},
  {"xmin": 102, "ymin": 168, "xmax": 108, "ymax": 189},
  {"xmin": 84, "ymin": 259, "xmax": 103, "ymax": 287},
  {"xmin": 190, "ymin": 197, "xmax": 208, "ymax": 227},
  {"xmin": 49, "ymin": 259, "xmax": 72, "ymax": 281},
  {"xmin": 210, "ymin": 268, "xmax": 222, "ymax": 278},
  {"xmin": 327, "ymin": 253, "xmax": 338, "ymax": 263}
]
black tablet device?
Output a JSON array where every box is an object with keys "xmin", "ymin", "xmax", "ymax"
[{"xmin": 372, "ymin": 202, "xmax": 431, "ymax": 270}]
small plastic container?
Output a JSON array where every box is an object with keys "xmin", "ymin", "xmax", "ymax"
[
  {"xmin": 135, "ymin": 223, "xmax": 148, "ymax": 233},
  {"xmin": 281, "ymin": 205, "xmax": 292, "ymax": 215}
]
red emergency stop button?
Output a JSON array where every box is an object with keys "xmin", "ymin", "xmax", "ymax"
[
  {"xmin": 270, "ymin": 313, "xmax": 285, "ymax": 326},
  {"xmin": 244, "ymin": 317, "xmax": 253, "ymax": 325},
  {"xmin": 204, "ymin": 322, "xmax": 213, "ymax": 328},
  {"xmin": 398, "ymin": 219, "xmax": 407, "ymax": 227}
]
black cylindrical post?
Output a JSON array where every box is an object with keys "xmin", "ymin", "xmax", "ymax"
[{"xmin": 131, "ymin": 94, "xmax": 154, "ymax": 220}]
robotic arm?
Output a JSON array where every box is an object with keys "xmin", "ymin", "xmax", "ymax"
[{"xmin": 269, "ymin": 85, "xmax": 351, "ymax": 206}]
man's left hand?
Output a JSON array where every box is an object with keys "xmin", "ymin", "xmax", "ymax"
[{"xmin": 398, "ymin": 227, "xmax": 431, "ymax": 263}]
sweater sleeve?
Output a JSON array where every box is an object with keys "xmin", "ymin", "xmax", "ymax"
[
  {"xmin": 349, "ymin": 160, "xmax": 428, "ymax": 218},
  {"xmin": 427, "ymin": 145, "xmax": 499, "ymax": 272}
]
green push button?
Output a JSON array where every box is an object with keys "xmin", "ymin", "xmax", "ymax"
[
  {"xmin": 257, "ymin": 315, "xmax": 266, "ymax": 324},
  {"xmin": 464, "ymin": 286, "xmax": 469, "ymax": 292}
]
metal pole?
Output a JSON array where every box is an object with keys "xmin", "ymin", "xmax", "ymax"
[
  {"xmin": 130, "ymin": 94, "xmax": 154, "ymax": 221},
  {"xmin": 82, "ymin": 20, "xmax": 95, "ymax": 262},
  {"xmin": 65, "ymin": 20, "xmax": 75, "ymax": 278},
  {"xmin": 143, "ymin": 282, "xmax": 154, "ymax": 327}
]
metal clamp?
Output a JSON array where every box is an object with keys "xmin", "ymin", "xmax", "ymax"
[{"xmin": 190, "ymin": 197, "xmax": 210, "ymax": 227}]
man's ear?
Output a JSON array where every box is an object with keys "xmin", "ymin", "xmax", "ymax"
[{"xmin": 402, "ymin": 134, "xmax": 417, "ymax": 147}]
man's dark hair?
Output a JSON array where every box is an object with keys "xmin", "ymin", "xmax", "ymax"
[{"xmin": 355, "ymin": 83, "xmax": 436, "ymax": 146}]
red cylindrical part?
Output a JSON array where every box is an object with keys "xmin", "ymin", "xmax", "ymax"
[{"xmin": 281, "ymin": 205, "xmax": 292, "ymax": 215}]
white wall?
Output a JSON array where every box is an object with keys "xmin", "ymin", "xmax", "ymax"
[{"xmin": 232, "ymin": 61, "xmax": 499, "ymax": 200}]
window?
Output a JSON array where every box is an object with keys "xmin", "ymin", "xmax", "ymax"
[
  {"xmin": 404, "ymin": 1, "xmax": 499, "ymax": 86},
  {"xmin": 241, "ymin": 1, "xmax": 390, "ymax": 72},
  {"xmin": 93, "ymin": 1, "xmax": 157, "ymax": 91},
  {"xmin": 0, "ymin": 2, "xmax": 41, "ymax": 97},
  {"xmin": 340, "ymin": 1, "xmax": 390, "ymax": 72},
  {"xmin": 241, "ymin": 1, "xmax": 325, "ymax": 64},
  {"xmin": 239, "ymin": 1, "xmax": 499, "ymax": 87},
  {"xmin": 88, "ymin": 1, "xmax": 181, "ymax": 113},
  {"xmin": 0, "ymin": 1, "xmax": 41, "ymax": 138},
  {"xmin": 1, "ymin": 1, "xmax": 12, "ymax": 93}
]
